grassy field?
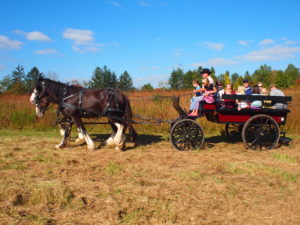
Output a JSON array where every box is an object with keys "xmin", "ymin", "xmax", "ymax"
[
  {"xmin": 0, "ymin": 131, "xmax": 300, "ymax": 225},
  {"xmin": 0, "ymin": 88, "xmax": 300, "ymax": 224}
]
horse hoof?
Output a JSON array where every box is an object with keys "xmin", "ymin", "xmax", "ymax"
[
  {"xmin": 75, "ymin": 138, "xmax": 85, "ymax": 143},
  {"xmin": 88, "ymin": 146, "xmax": 95, "ymax": 151},
  {"xmin": 115, "ymin": 143, "xmax": 126, "ymax": 151},
  {"xmin": 55, "ymin": 144, "xmax": 65, "ymax": 149}
]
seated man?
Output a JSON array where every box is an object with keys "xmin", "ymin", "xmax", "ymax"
[{"xmin": 270, "ymin": 84, "xmax": 287, "ymax": 109}]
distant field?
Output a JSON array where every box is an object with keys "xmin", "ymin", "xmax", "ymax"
[
  {"xmin": 0, "ymin": 131, "xmax": 299, "ymax": 225},
  {"xmin": 0, "ymin": 87, "xmax": 299, "ymax": 134}
]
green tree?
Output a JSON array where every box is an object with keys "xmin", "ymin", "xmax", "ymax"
[
  {"xmin": 9, "ymin": 65, "xmax": 27, "ymax": 93},
  {"xmin": 252, "ymin": 65, "xmax": 272, "ymax": 86},
  {"xmin": 243, "ymin": 71, "xmax": 252, "ymax": 83},
  {"xmin": 231, "ymin": 73, "xmax": 240, "ymax": 85},
  {"xmin": 168, "ymin": 68, "xmax": 184, "ymax": 90},
  {"xmin": 275, "ymin": 70, "xmax": 289, "ymax": 88},
  {"xmin": 141, "ymin": 83, "xmax": 154, "ymax": 91},
  {"xmin": 234, "ymin": 76, "xmax": 244, "ymax": 90},
  {"xmin": 89, "ymin": 66, "xmax": 118, "ymax": 89},
  {"xmin": 0, "ymin": 75, "xmax": 13, "ymax": 92},
  {"xmin": 182, "ymin": 70, "xmax": 197, "ymax": 89},
  {"xmin": 223, "ymin": 71, "xmax": 231, "ymax": 85},
  {"xmin": 210, "ymin": 67, "xmax": 217, "ymax": 82},
  {"xmin": 285, "ymin": 64, "xmax": 300, "ymax": 86},
  {"xmin": 25, "ymin": 66, "xmax": 43, "ymax": 92},
  {"xmin": 118, "ymin": 71, "xmax": 133, "ymax": 91}
]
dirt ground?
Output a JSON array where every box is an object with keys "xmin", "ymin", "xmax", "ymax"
[{"xmin": 0, "ymin": 131, "xmax": 299, "ymax": 225}]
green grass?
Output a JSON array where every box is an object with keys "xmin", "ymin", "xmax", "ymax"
[
  {"xmin": 105, "ymin": 161, "xmax": 124, "ymax": 176},
  {"xmin": 272, "ymin": 153, "xmax": 298, "ymax": 164}
]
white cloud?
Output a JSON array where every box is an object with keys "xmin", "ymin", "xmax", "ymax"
[
  {"xmin": 14, "ymin": 30, "xmax": 51, "ymax": 42},
  {"xmin": 26, "ymin": 31, "xmax": 51, "ymax": 41},
  {"xmin": 63, "ymin": 28, "xmax": 94, "ymax": 45},
  {"xmin": 0, "ymin": 64, "xmax": 5, "ymax": 70},
  {"xmin": 191, "ymin": 57, "xmax": 238, "ymax": 67},
  {"xmin": 72, "ymin": 45, "xmax": 102, "ymax": 53},
  {"xmin": 175, "ymin": 51, "xmax": 181, "ymax": 57},
  {"xmin": 203, "ymin": 42, "xmax": 224, "ymax": 50},
  {"xmin": 285, "ymin": 40, "xmax": 299, "ymax": 45},
  {"xmin": 0, "ymin": 35, "xmax": 22, "ymax": 49},
  {"xmin": 108, "ymin": 1, "xmax": 121, "ymax": 7},
  {"xmin": 139, "ymin": 0, "xmax": 151, "ymax": 7},
  {"xmin": 241, "ymin": 45, "xmax": 300, "ymax": 61},
  {"xmin": 259, "ymin": 38, "xmax": 274, "ymax": 46},
  {"xmin": 238, "ymin": 40, "xmax": 251, "ymax": 46},
  {"xmin": 35, "ymin": 48, "xmax": 57, "ymax": 54}
]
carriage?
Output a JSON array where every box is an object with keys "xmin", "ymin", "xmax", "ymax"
[
  {"xmin": 30, "ymin": 77, "xmax": 292, "ymax": 152},
  {"xmin": 170, "ymin": 94, "xmax": 292, "ymax": 151}
]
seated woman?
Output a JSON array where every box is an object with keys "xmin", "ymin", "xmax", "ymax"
[
  {"xmin": 250, "ymin": 85, "xmax": 262, "ymax": 109},
  {"xmin": 223, "ymin": 83, "xmax": 236, "ymax": 108},
  {"xmin": 237, "ymin": 86, "xmax": 249, "ymax": 111},
  {"xmin": 188, "ymin": 78, "xmax": 216, "ymax": 116}
]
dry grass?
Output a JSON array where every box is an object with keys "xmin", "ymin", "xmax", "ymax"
[
  {"xmin": 1, "ymin": 87, "xmax": 299, "ymax": 134},
  {"xmin": 0, "ymin": 131, "xmax": 300, "ymax": 225}
]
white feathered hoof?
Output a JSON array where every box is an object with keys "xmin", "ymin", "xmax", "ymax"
[
  {"xmin": 104, "ymin": 137, "xmax": 115, "ymax": 146},
  {"xmin": 115, "ymin": 142, "xmax": 126, "ymax": 151},
  {"xmin": 87, "ymin": 145, "xmax": 96, "ymax": 151},
  {"xmin": 55, "ymin": 144, "xmax": 66, "ymax": 149},
  {"xmin": 75, "ymin": 138, "xmax": 86, "ymax": 143}
]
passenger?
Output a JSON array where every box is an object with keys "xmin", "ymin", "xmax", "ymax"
[
  {"xmin": 270, "ymin": 84, "xmax": 287, "ymax": 109},
  {"xmin": 223, "ymin": 84, "xmax": 236, "ymax": 108},
  {"xmin": 237, "ymin": 86, "xmax": 249, "ymax": 110},
  {"xmin": 243, "ymin": 79, "xmax": 252, "ymax": 95},
  {"xmin": 188, "ymin": 78, "xmax": 216, "ymax": 116},
  {"xmin": 250, "ymin": 85, "xmax": 262, "ymax": 109},
  {"xmin": 201, "ymin": 68, "xmax": 215, "ymax": 86},
  {"xmin": 189, "ymin": 80, "xmax": 202, "ymax": 111},
  {"xmin": 258, "ymin": 82, "xmax": 263, "ymax": 93},
  {"xmin": 216, "ymin": 81, "xmax": 224, "ymax": 98}
]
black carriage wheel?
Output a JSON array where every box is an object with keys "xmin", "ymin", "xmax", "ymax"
[
  {"xmin": 225, "ymin": 124, "xmax": 243, "ymax": 142},
  {"xmin": 170, "ymin": 119, "xmax": 205, "ymax": 151},
  {"xmin": 242, "ymin": 114, "xmax": 280, "ymax": 150}
]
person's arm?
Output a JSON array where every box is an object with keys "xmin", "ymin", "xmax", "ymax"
[
  {"xmin": 193, "ymin": 87, "xmax": 205, "ymax": 93},
  {"xmin": 204, "ymin": 86, "xmax": 217, "ymax": 96}
]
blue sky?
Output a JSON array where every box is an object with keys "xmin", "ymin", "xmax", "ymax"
[{"xmin": 1, "ymin": 0, "xmax": 300, "ymax": 87}]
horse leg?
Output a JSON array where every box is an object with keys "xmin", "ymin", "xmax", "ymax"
[
  {"xmin": 55, "ymin": 121, "xmax": 72, "ymax": 149},
  {"xmin": 129, "ymin": 125, "xmax": 138, "ymax": 147},
  {"xmin": 73, "ymin": 117, "xmax": 95, "ymax": 151},
  {"xmin": 104, "ymin": 121, "xmax": 117, "ymax": 146},
  {"xmin": 113, "ymin": 122, "xmax": 127, "ymax": 151},
  {"xmin": 75, "ymin": 128, "xmax": 86, "ymax": 143}
]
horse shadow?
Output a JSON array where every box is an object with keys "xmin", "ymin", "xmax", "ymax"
[{"xmin": 88, "ymin": 133, "xmax": 165, "ymax": 150}]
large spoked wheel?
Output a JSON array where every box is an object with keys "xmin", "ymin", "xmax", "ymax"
[
  {"xmin": 170, "ymin": 119, "xmax": 205, "ymax": 151},
  {"xmin": 242, "ymin": 114, "xmax": 280, "ymax": 150},
  {"xmin": 225, "ymin": 124, "xmax": 243, "ymax": 142}
]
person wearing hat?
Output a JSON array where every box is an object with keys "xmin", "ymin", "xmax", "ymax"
[
  {"xmin": 201, "ymin": 68, "xmax": 215, "ymax": 86},
  {"xmin": 243, "ymin": 79, "xmax": 252, "ymax": 95}
]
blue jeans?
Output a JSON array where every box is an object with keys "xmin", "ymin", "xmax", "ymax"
[{"xmin": 190, "ymin": 96, "xmax": 202, "ymax": 111}]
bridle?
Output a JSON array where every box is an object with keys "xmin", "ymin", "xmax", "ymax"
[{"xmin": 32, "ymin": 81, "xmax": 54, "ymax": 115}]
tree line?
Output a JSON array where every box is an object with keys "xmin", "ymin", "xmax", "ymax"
[{"xmin": 1, "ymin": 63, "xmax": 299, "ymax": 94}]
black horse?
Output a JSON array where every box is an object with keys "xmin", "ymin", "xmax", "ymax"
[{"xmin": 30, "ymin": 77, "xmax": 138, "ymax": 151}]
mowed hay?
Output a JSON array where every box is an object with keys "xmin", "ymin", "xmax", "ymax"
[{"xmin": 0, "ymin": 134, "xmax": 299, "ymax": 225}]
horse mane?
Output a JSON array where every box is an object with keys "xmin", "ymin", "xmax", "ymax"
[{"xmin": 40, "ymin": 78, "xmax": 83, "ymax": 100}]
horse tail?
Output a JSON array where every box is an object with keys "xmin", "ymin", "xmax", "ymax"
[{"xmin": 123, "ymin": 94, "xmax": 138, "ymax": 145}]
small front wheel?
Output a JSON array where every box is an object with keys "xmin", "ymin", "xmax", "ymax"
[{"xmin": 170, "ymin": 119, "xmax": 205, "ymax": 151}]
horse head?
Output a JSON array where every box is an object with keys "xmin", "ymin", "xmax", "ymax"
[{"xmin": 30, "ymin": 77, "xmax": 51, "ymax": 117}]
